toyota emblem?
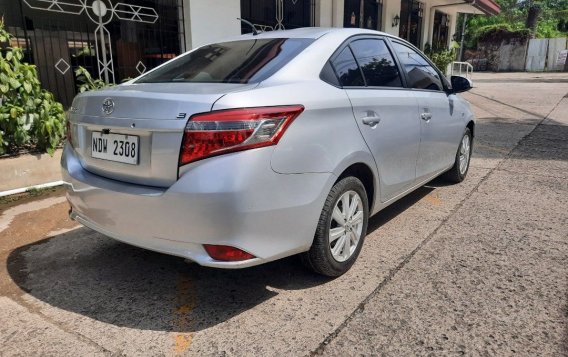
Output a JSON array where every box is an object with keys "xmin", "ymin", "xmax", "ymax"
[{"xmin": 102, "ymin": 98, "xmax": 114, "ymax": 115}]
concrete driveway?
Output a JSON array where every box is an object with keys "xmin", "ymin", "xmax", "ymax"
[{"xmin": 1, "ymin": 72, "xmax": 567, "ymax": 356}]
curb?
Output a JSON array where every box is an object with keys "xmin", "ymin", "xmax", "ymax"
[
  {"xmin": 0, "ymin": 181, "xmax": 65, "ymax": 198},
  {"xmin": 0, "ymin": 149, "xmax": 63, "ymax": 196}
]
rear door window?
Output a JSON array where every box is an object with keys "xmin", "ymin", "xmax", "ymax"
[
  {"xmin": 350, "ymin": 39, "xmax": 403, "ymax": 88},
  {"xmin": 136, "ymin": 38, "xmax": 314, "ymax": 84},
  {"xmin": 392, "ymin": 42, "xmax": 444, "ymax": 91},
  {"xmin": 330, "ymin": 47, "xmax": 365, "ymax": 87}
]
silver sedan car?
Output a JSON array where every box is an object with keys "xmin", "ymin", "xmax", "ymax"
[{"xmin": 62, "ymin": 27, "xmax": 474, "ymax": 277}]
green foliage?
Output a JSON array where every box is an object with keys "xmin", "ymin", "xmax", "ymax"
[
  {"xmin": 536, "ymin": 18, "xmax": 565, "ymax": 38},
  {"xmin": 430, "ymin": 50, "xmax": 456, "ymax": 73},
  {"xmin": 75, "ymin": 66, "xmax": 132, "ymax": 92},
  {"xmin": 31, "ymin": 90, "xmax": 66, "ymax": 155},
  {"xmin": 461, "ymin": 0, "xmax": 568, "ymax": 49},
  {"xmin": 75, "ymin": 66, "xmax": 114, "ymax": 93},
  {"xmin": 424, "ymin": 44, "xmax": 456, "ymax": 73},
  {"xmin": 0, "ymin": 18, "xmax": 65, "ymax": 156},
  {"xmin": 476, "ymin": 24, "xmax": 531, "ymax": 43},
  {"xmin": 72, "ymin": 46, "xmax": 95, "ymax": 58}
]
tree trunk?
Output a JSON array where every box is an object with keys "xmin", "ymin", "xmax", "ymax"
[{"xmin": 525, "ymin": 4, "xmax": 541, "ymax": 37}]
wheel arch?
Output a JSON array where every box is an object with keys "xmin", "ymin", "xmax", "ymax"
[
  {"xmin": 467, "ymin": 120, "xmax": 475, "ymax": 137},
  {"xmin": 335, "ymin": 162, "xmax": 376, "ymax": 214}
]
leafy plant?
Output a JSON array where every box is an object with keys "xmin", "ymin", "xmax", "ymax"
[
  {"xmin": 75, "ymin": 66, "xmax": 133, "ymax": 92},
  {"xmin": 31, "ymin": 90, "xmax": 66, "ymax": 155},
  {"xmin": 459, "ymin": 0, "xmax": 568, "ymax": 49},
  {"xmin": 425, "ymin": 44, "xmax": 456, "ymax": 74},
  {"xmin": 0, "ymin": 18, "xmax": 65, "ymax": 155},
  {"xmin": 73, "ymin": 45, "xmax": 95, "ymax": 58},
  {"xmin": 75, "ymin": 66, "xmax": 115, "ymax": 93}
]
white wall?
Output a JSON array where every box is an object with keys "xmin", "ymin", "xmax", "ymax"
[
  {"xmin": 315, "ymin": 0, "xmax": 347, "ymax": 28},
  {"xmin": 184, "ymin": 0, "xmax": 241, "ymax": 49},
  {"xmin": 447, "ymin": 9, "xmax": 458, "ymax": 47},
  {"xmin": 316, "ymin": 0, "xmax": 333, "ymax": 26},
  {"xmin": 382, "ymin": 0, "xmax": 401, "ymax": 36},
  {"xmin": 332, "ymin": 0, "xmax": 345, "ymax": 27},
  {"xmin": 424, "ymin": 5, "xmax": 434, "ymax": 48},
  {"xmin": 180, "ymin": 0, "xmax": 472, "ymax": 53}
]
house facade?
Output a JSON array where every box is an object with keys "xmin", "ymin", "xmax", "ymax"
[{"xmin": 0, "ymin": 0, "xmax": 499, "ymax": 106}]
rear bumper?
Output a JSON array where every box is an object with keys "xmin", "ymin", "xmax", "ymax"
[{"xmin": 61, "ymin": 144, "xmax": 335, "ymax": 268}]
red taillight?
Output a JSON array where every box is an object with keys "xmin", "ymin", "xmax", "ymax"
[
  {"xmin": 179, "ymin": 105, "xmax": 304, "ymax": 166},
  {"xmin": 203, "ymin": 244, "xmax": 256, "ymax": 262},
  {"xmin": 66, "ymin": 120, "xmax": 74, "ymax": 148}
]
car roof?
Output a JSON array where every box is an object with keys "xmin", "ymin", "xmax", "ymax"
[{"xmin": 222, "ymin": 27, "xmax": 394, "ymax": 42}]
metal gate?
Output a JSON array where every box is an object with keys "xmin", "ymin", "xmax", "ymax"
[
  {"xmin": 525, "ymin": 38, "xmax": 548, "ymax": 72},
  {"xmin": 240, "ymin": 0, "xmax": 315, "ymax": 33},
  {"xmin": 545, "ymin": 38, "xmax": 567, "ymax": 72},
  {"xmin": 1, "ymin": 0, "xmax": 185, "ymax": 107}
]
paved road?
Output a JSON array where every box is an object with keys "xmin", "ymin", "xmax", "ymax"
[{"xmin": 0, "ymin": 73, "xmax": 567, "ymax": 356}]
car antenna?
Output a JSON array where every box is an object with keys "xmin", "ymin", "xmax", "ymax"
[{"xmin": 237, "ymin": 18, "xmax": 259, "ymax": 36}]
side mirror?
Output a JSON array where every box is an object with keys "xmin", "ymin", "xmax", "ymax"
[{"xmin": 450, "ymin": 76, "xmax": 472, "ymax": 93}]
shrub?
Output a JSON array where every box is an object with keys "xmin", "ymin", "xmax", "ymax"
[
  {"xmin": 75, "ymin": 66, "xmax": 114, "ymax": 93},
  {"xmin": 424, "ymin": 44, "xmax": 457, "ymax": 74},
  {"xmin": 0, "ymin": 18, "xmax": 65, "ymax": 156},
  {"xmin": 429, "ymin": 49, "xmax": 456, "ymax": 74}
]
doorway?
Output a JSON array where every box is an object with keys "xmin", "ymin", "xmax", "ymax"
[
  {"xmin": 399, "ymin": 0, "xmax": 424, "ymax": 48},
  {"xmin": 240, "ymin": 0, "xmax": 314, "ymax": 33},
  {"xmin": 343, "ymin": 0, "xmax": 383, "ymax": 31},
  {"xmin": 432, "ymin": 11, "xmax": 450, "ymax": 50}
]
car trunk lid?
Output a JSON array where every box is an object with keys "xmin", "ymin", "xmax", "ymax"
[{"xmin": 69, "ymin": 82, "xmax": 257, "ymax": 187}]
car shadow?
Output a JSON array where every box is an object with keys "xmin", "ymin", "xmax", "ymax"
[
  {"xmin": 367, "ymin": 185, "xmax": 434, "ymax": 233},
  {"xmin": 7, "ymin": 227, "xmax": 328, "ymax": 332},
  {"xmin": 7, "ymin": 178, "xmax": 438, "ymax": 333},
  {"xmin": 471, "ymin": 116, "xmax": 568, "ymax": 161}
]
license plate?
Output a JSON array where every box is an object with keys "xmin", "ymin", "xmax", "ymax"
[{"xmin": 91, "ymin": 132, "xmax": 139, "ymax": 165}]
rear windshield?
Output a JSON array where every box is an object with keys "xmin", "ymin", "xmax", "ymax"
[{"xmin": 136, "ymin": 38, "xmax": 314, "ymax": 84}]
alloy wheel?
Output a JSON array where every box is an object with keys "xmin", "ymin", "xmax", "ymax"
[
  {"xmin": 459, "ymin": 134, "xmax": 471, "ymax": 175},
  {"xmin": 329, "ymin": 190, "xmax": 364, "ymax": 262}
]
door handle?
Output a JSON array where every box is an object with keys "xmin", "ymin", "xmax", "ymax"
[
  {"xmin": 420, "ymin": 112, "xmax": 432, "ymax": 121},
  {"xmin": 362, "ymin": 116, "xmax": 381, "ymax": 126}
]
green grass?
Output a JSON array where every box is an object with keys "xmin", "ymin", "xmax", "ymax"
[{"xmin": 0, "ymin": 185, "xmax": 62, "ymax": 207}]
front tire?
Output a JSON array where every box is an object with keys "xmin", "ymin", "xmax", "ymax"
[
  {"xmin": 443, "ymin": 128, "xmax": 472, "ymax": 183},
  {"xmin": 302, "ymin": 177, "xmax": 369, "ymax": 277}
]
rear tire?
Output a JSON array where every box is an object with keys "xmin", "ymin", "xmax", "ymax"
[
  {"xmin": 302, "ymin": 177, "xmax": 369, "ymax": 277},
  {"xmin": 443, "ymin": 128, "xmax": 472, "ymax": 183}
]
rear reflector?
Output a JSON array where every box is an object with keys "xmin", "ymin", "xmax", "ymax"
[
  {"xmin": 203, "ymin": 244, "xmax": 256, "ymax": 262},
  {"xmin": 179, "ymin": 105, "xmax": 304, "ymax": 166}
]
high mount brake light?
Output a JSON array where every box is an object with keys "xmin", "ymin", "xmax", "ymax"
[{"xmin": 179, "ymin": 105, "xmax": 304, "ymax": 166}]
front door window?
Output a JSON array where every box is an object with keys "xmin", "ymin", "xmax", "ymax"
[
  {"xmin": 343, "ymin": 0, "xmax": 383, "ymax": 31},
  {"xmin": 392, "ymin": 42, "xmax": 444, "ymax": 91}
]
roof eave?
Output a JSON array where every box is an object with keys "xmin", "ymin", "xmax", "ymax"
[{"xmin": 469, "ymin": 0, "xmax": 501, "ymax": 16}]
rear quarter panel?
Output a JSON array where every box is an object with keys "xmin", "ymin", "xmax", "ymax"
[{"xmin": 212, "ymin": 81, "xmax": 377, "ymax": 178}]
